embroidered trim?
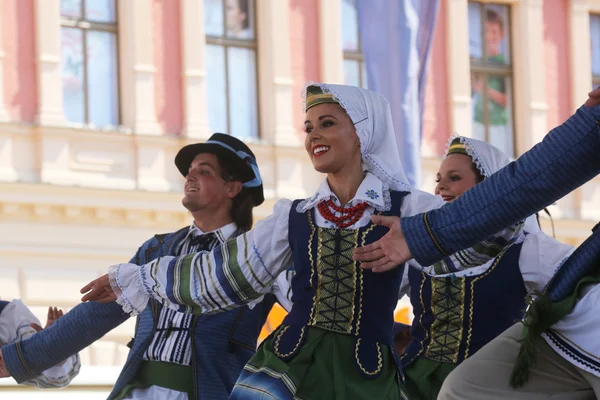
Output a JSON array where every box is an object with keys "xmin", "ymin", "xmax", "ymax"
[
  {"xmin": 273, "ymin": 325, "xmax": 306, "ymax": 359},
  {"xmin": 15, "ymin": 341, "xmax": 36, "ymax": 379},
  {"xmin": 295, "ymin": 186, "xmax": 391, "ymax": 214},
  {"xmin": 241, "ymin": 364, "xmax": 302, "ymax": 399},
  {"xmin": 425, "ymin": 276, "xmax": 466, "ymax": 363},
  {"xmin": 354, "ymin": 213, "xmax": 379, "ymax": 336},
  {"xmin": 365, "ymin": 189, "xmax": 379, "ymax": 200},
  {"xmin": 354, "ymin": 339, "xmax": 383, "ymax": 376},
  {"xmin": 307, "ymin": 210, "xmax": 318, "ymax": 321},
  {"xmin": 401, "ymin": 271, "xmax": 428, "ymax": 365},
  {"xmin": 464, "ymin": 247, "xmax": 507, "ymax": 359},
  {"xmin": 444, "ymin": 135, "xmax": 491, "ymax": 178},
  {"xmin": 310, "ymin": 228, "xmax": 359, "ymax": 333},
  {"xmin": 424, "ymin": 213, "xmax": 450, "ymax": 256},
  {"xmin": 543, "ymin": 331, "xmax": 600, "ymax": 374}
]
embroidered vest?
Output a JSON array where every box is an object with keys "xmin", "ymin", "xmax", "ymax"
[
  {"xmin": 273, "ymin": 190, "xmax": 408, "ymax": 378},
  {"xmin": 401, "ymin": 241, "xmax": 527, "ymax": 368}
]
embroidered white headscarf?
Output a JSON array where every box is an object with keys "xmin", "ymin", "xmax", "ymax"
[
  {"xmin": 302, "ymin": 83, "xmax": 411, "ymax": 193},
  {"xmin": 445, "ymin": 135, "xmax": 540, "ymax": 233}
]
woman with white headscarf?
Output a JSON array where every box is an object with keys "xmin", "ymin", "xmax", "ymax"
[
  {"xmin": 80, "ymin": 84, "xmax": 525, "ymax": 399},
  {"xmin": 396, "ymin": 136, "xmax": 573, "ymax": 399}
]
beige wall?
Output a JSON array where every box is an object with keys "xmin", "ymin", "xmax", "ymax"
[{"xmin": 1, "ymin": 0, "xmax": 600, "ymax": 395}]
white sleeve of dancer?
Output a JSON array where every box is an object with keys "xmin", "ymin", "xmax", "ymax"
[
  {"xmin": 109, "ymin": 199, "xmax": 294, "ymax": 316},
  {"xmin": 272, "ymin": 268, "xmax": 295, "ymax": 313},
  {"xmin": 0, "ymin": 300, "xmax": 80, "ymax": 388},
  {"xmin": 519, "ymin": 231, "xmax": 575, "ymax": 293}
]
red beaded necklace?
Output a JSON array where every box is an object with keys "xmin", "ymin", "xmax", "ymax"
[{"xmin": 317, "ymin": 199, "xmax": 368, "ymax": 229}]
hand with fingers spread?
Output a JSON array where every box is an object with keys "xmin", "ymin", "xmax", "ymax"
[
  {"xmin": 80, "ymin": 274, "xmax": 117, "ymax": 303},
  {"xmin": 353, "ymin": 215, "xmax": 412, "ymax": 272},
  {"xmin": 30, "ymin": 307, "xmax": 65, "ymax": 332}
]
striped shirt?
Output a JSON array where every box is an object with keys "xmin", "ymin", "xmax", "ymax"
[{"xmin": 142, "ymin": 222, "xmax": 238, "ymax": 366}]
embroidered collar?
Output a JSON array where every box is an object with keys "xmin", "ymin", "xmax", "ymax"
[
  {"xmin": 297, "ymin": 172, "xmax": 390, "ymax": 213},
  {"xmin": 182, "ymin": 221, "xmax": 238, "ymax": 244}
]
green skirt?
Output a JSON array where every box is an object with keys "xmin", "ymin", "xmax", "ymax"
[
  {"xmin": 231, "ymin": 326, "xmax": 411, "ymax": 400},
  {"xmin": 404, "ymin": 358, "xmax": 456, "ymax": 400}
]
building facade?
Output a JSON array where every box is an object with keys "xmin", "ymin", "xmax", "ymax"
[{"xmin": 0, "ymin": 0, "xmax": 599, "ymax": 396}]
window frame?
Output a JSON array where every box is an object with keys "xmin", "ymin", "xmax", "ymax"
[
  {"xmin": 60, "ymin": 0, "xmax": 121, "ymax": 126},
  {"xmin": 341, "ymin": 0, "xmax": 367, "ymax": 89},
  {"xmin": 204, "ymin": 0, "xmax": 259, "ymax": 138},
  {"xmin": 468, "ymin": 1, "xmax": 516, "ymax": 155}
]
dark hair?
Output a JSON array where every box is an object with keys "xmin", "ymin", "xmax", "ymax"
[
  {"xmin": 470, "ymin": 163, "xmax": 485, "ymax": 183},
  {"xmin": 536, "ymin": 208, "xmax": 555, "ymax": 238},
  {"xmin": 486, "ymin": 9, "xmax": 504, "ymax": 31},
  {"xmin": 216, "ymin": 153, "xmax": 254, "ymax": 231}
]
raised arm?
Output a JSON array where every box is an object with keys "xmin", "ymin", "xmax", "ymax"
[
  {"xmin": 0, "ymin": 301, "xmax": 129, "ymax": 385},
  {"xmin": 0, "ymin": 301, "xmax": 82, "ymax": 388},
  {"xmin": 87, "ymin": 200, "xmax": 294, "ymax": 316},
  {"xmin": 0, "ymin": 241, "xmax": 153, "ymax": 384},
  {"xmin": 402, "ymin": 103, "xmax": 600, "ymax": 267}
]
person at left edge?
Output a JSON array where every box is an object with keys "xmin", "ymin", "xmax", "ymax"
[{"xmin": 0, "ymin": 133, "xmax": 293, "ymax": 400}]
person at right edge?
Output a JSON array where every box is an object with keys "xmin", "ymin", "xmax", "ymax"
[{"xmin": 354, "ymin": 87, "xmax": 600, "ymax": 399}]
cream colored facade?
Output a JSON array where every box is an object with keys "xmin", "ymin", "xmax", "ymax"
[{"xmin": 0, "ymin": 0, "xmax": 599, "ymax": 396}]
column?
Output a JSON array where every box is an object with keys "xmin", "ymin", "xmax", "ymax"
[
  {"xmin": 35, "ymin": 0, "xmax": 65, "ymax": 125},
  {"xmin": 180, "ymin": 0, "xmax": 211, "ymax": 139},
  {"xmin": 118, "ymin": 0, "xmax": 161, "ymax": 135},
  {"xmin": 318, "ymin": 0, "xmax": 344, "ymax": 84},
  {"xmin": 446, "ymin": 0, "xmax": 472, "ymax": 136},
  {"xmin": 256, "ymin": 0, "xmax": 297, "ymax": 146}
]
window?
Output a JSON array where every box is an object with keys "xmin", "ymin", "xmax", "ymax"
[
  {"xmin": 468, "ymin": 2, "xmax": 514, "ymax": 157},
  {"xmin": 60, "ymin": 0, "xmax": 119, "ymax": 126},
  {"xmin": 204, "ymin": 0, "xmax": 258, "ymax": 139},
  {"xmin": 591, "ymin": 15, "xmax": 600, "ymax": 90},
  {"xmin": 341, "ymin": 0, "xmax": 368, "ymax": 89}
]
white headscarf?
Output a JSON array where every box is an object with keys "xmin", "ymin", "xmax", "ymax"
[
  {"xmin": 302, "ymin": 83, "xmax": 411, "ymax": 193},
  {"xmin": 445, "ymin": 135, "xmax": 540, "ymax": 233}
]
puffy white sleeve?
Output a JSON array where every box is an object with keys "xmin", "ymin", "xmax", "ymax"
[
  {"xmin": 271, "ymin": 268, "xmax": 295, "ymax": 313},
  {"xmin": 110, "ymin": 199, "xmax": 294, "ymax": 316},
  {"xmin": 0, "ymin": 300, "xmax": 80, "ymax": 388},
  {"xmin": 518, "ymin": 231, "xmax": 575, "ymax": 293}
]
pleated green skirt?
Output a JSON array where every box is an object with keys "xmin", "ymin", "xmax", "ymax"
[{"xmin": 231, "ymin": 326, "xmax": 412, "ymax": 400}]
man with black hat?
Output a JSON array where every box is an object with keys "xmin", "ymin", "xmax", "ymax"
[{"xmin": 0, "ymin": 134, "xmax": 293, "ymax": 399}]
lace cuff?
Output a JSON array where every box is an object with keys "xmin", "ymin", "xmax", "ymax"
[{"xmin": 108, "ymin": 263, "xmax": 149, "ymax": 316}]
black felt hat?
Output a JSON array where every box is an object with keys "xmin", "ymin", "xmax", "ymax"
[{"xmin": 175, "ymin": 133, "xmax": 264, "ymax": 206}]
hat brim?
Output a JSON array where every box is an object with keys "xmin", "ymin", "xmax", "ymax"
[{"xmin": 175, "ymin": 143, "xmax": 264, "ymax": 206}]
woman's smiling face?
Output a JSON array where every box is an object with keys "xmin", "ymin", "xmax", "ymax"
[{"xmin": 304, "ymin": 103, "xmax": 362, "ymax": 175}]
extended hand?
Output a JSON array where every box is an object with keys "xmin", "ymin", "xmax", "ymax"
[
  {"xmin": 353, "ymin": 215, "xmax": 412, "ymax": 272},
  {"xmin": 80, "ymin": 274, "xmax": 117, "ymax": 303},
  {"xmin": 30, "ymin": 306, "xmax": 64, "ymax": 332}
]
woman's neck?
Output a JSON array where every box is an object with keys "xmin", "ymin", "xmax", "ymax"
[{"xmin": 327, "ymin": 167, "xmax": 365, "ymax": 206}]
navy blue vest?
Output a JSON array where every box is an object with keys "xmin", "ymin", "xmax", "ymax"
[
  {"xmin": 401, "ymin": 241, "xmax": 527, "ymax": 368},
  {"xmin": 272, "ymin": 190, "xmax": 408, "ymax": 378}
]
